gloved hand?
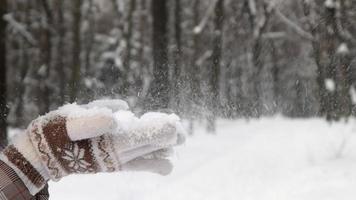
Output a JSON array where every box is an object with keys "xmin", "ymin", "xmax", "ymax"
[{"xmin": 0, "ymin": 100, "xmax": 185, "ymax": 195}]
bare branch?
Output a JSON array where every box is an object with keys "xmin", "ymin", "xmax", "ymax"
[
  {"xmin": 193, "ymin": 0, "xmax": 219, "ymax": 34},
  {"xmin": 262, "ymin": 32, "xmax": 286, "ymax": 39},
  {"xmin": 274, "ymin": 9, "xmax": 314, "ymax": 41},
  {"xmin": 3, "ymin": 14, "xmax": 37, "ymax": 46}
]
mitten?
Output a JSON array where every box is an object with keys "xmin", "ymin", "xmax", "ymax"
[{"xmin": 0, "ymin": 102, "xmax": 185, "ymax": 195}]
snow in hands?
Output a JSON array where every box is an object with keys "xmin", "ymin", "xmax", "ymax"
[{"xmin": 58, "ymin": 99, "xmax": 185, "ymax": 151}]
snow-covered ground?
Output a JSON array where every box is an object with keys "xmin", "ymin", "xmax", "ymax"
[{"xmin": 49, "ymin": 117, "xmax": 356, "ymax": 200}]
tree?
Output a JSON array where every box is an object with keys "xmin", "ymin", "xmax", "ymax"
[
  {"xmin": 55, "ymin": 0, "xmax": 66, "ymax": 104},
  {"xmin": 171, "ymin": 0, "xmax": 182, "ymax": 110},
  {"xmin": 245, "ymin": 0, "xmax": 273, "ymax": 117},
  {"xmin": 121, "ymin": 0, "xmax": 136, "ymax": 97},
  {"xmin": 14, "ymin": 0, "xmax": 32, "ymax": 126},
  {"xmin": 187, "ymin": 0, "xmax": 203, "ymax": 135},
  {"xmin": 207, "ymin": 0, "xmax": 224, "ymax": 133},
  {"xmin": 69, "ymin": 0, "xmax": 83, "ymax": 102},
  {"xmin": 0, "ymin": 0, "xmax": 7, "ymax": 147},
  {"xmin": 38, "ymin": 0, "xmax": 53, "ymax": 114},
  {"xmin": 145, "ymin": 0, "xmax": 169, "ymax": 110},
  {"xmin": 191, "ymin": 0, "xmax": 202, "ymax": 111},
  {"xmin": 303, "ymin": 0, "xmax": 353, "ymax": 120},
  {"xmin": 269, "ymin": 39, "xmax": 280, "ymax": 113}
]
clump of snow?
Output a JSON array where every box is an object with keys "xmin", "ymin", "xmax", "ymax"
[
  {"xmin": 38, "ymin": 101, "xmax": 183, "ymax": 147},
  {"xmin": 85, "ymin": 99, "xmax": 129, "ymax": 112},
  {"xmin": 337, "ymin": 43, "xmax": 349, "ymax": 54},
  {"xmin": 324, "ymin": 0, "xmax": 336, "ymax": 8},
  {"xmin": 139, "ymin": 112, "xmax": 180, "ymax": 128},
  {"xmin": 112, "ymin": 111, "xmax": 182, "ymax": 147},
  {"xmin": 37, "ymin": 65, "xmax": 47, "ymax": 76},
  {"xmin": 113, "ymin": 111, "xmax": 181, "ymax": 134},
  {"xmin": 56, "ymin": 103, "xmax": 113, "ymax": 119},
  {"xmin": 349, "ymin": 87, "xmax": 356, "ymax": 104},
  {"xmin": 193, "ymin": 26, "xmax": 202, "ymax": 34},
  {"xmin": 113, "ymin": 110, "xmax": 139, "ymax": 133},
  {"xmin": 49, "ymin": 117, "xmax": 356, "ymax": 200},
  {"xmin": 7, "ymin": 128, "xmax": 24, "ymax": 139},
  {"xmin": 325, "ymin": 78, "xmax": 335, "ymax": 92}
]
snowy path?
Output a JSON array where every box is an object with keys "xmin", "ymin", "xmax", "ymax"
[{"xmin": 49, "ymin": 118, "xmax": 356, "ymax": 200}]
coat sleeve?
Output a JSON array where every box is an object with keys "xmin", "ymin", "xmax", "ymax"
[{"xmin": 0, "ymin": 160, "xmax": 49, "ymax": 200}]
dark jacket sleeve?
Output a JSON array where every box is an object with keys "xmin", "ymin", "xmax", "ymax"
[
  {"xmin": 32, "ymin": 184, "xmax": 49, "ymax": 200},
  {"xmin": 0, "ymin": 160, "xmax": 49, "ymax": 200}
]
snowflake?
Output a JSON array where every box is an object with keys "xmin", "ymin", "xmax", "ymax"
[{"xmin": 62, "ymin": 144, "xmax": 91, "ymax": 172}]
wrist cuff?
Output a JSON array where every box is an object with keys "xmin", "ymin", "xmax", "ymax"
[{"xmin": 0, "ymin": 133, "xmax": 49, "ymax": 195}]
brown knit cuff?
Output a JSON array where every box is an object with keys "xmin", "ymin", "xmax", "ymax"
[
  {"xmin": 2, "ymin": 145, "xmax": 45, "ymax": 187},
  {"xmin": 0, "ymin": 142, "xmax": 48, "ymax": 195}
]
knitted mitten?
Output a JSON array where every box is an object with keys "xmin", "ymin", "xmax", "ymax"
[{"xmin": 0, "ymin": 102, "xmax": 184, "ymax": 195}]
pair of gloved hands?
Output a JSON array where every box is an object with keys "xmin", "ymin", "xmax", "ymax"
[{"xmin": 0, "ymin": 100, "xmax": 185, "ymax": 195}]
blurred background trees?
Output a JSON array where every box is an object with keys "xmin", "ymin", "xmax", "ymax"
[
  {"xmin": 0, "ymin": 0, "xmax": 7, "ymax": 146},
  {"xmin": 1, "ymin": 0, "xmax": 356, "ymax": 134}
]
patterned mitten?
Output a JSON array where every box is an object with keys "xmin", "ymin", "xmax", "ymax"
[{"xmin": 0, "ymin": 102, "xmax": 185, "ymax": 195}]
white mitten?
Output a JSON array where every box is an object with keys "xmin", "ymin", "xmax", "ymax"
[{"xmin": 0, "ymin": 102, "xmax": 185, "ymax": 195}]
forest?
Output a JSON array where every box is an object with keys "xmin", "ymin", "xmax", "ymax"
[{"xmin": 1, "ymin": 0, "xmax": 356, "ymax": 144}]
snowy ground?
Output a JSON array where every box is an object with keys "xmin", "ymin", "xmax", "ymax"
[{"xmin": 49, "ymin": 117, "xmax": 356, "ymax": 200}]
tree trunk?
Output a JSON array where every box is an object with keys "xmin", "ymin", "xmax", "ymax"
[
  {"xmin": 251, "ymin": 37, "xmax": 263, "ymax": 117},
  {"xmin": 69, "ymin": 0, "xmax": 82, "ymax": 102},
  {"xmin": 15, "ymin": 1, "xmax": 31, "ymax": 127},
  {"xmin": 191, "ymin": 0, "xmax": 202, "ymax": 108},
  {"xmin": 245, "ymin": 0, "xmax": 272, "ymax": 117},
  {"xmin": 171, "ymin": 0, "xmax": 182, "ymax": 111},
  {"xmin": 39, "ymin": 0, "xmax": 53, "ymax": 114},
  {"xmin": 187, "ymin": 0, "xmax": 202, "ymax": 135},
  {"xmin": 121, "ymin": 0, "xmax": 136, "ymax": 97},
  {"xmin": 293, "ymin": 78, "xmax": 305, "ymax": 117},
  {"xmin": 302, "ymin": 0, "xmax": 327, "ymax": 117},
  {"xmin": 145, "ymin": 0, "xmax": 169, "ymax": 110},
  {"xmin": 0, "ymin": 0, "xmax": 7, "ymax": 147},
  {"xmin": 207, "ymin": 0, "xmax": 224, "ymax": 133},
  {"xmin": 307, "ymin": 0, "xmax": 352, "ymax": 120},
  {"xmin": 135, "ymin": 0, "xmax": 147, "ymax": 101},
  {"xmin": 55, "ymin": 0, "xmax": 66, "ymax": 104},
  {"xmin": 270, "ymin": 40, "xmax": 280, "ymax": 113}
]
